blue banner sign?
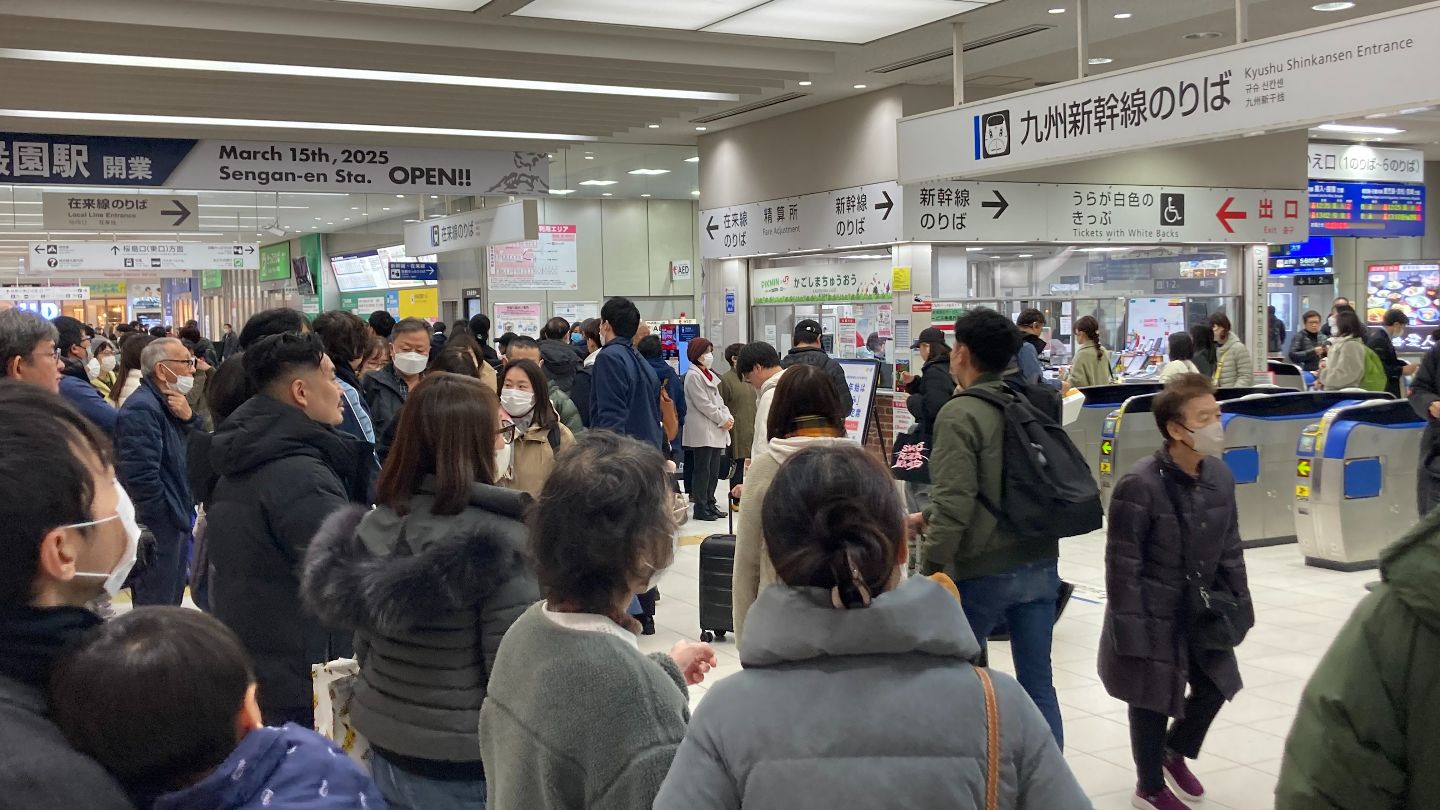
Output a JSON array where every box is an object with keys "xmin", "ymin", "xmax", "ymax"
[
  {"xmin": 1309, "ymin": 180, "xmax": 1425, "ymax": 237},
  {"xmin": 388, "ymin": 261, "xmax": 439, "ymax": 281},
  {"xmin": 0, "ymin": 132, "xmax": 195, "ymax": 186}
]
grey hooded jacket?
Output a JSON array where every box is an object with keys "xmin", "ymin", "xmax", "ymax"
[{"xmin": 654, "ymin": 577, "xmax": 1092, "ymax": 810}]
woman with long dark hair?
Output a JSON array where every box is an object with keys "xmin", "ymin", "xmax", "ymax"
[
  {"xmin": 110, "ymin": 333, "xmax": 153, "ymax": 407},
  {"xmin": 1189, "ymin": 323, "xmax": 1218, "ymax": 379},
  {"xmin": 1159, "ymin": 332, "xmax": 1200, "ymax": 383},
  {"xmin": 655, "ymin": 444, "xmax": 1088, "ymax": 808},
  {"xmin": 1065, "ymin": 315, "xmax": 1114, "ymax": 388},
  {"xmin": 497, "ymin": 358, "xmax": 574, "ymax": 497},
  {"xmin": 303, "ymin": 372, "xmax": 538, "ymax": 809}
]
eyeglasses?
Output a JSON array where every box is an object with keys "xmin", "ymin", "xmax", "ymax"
[
  {"xmin": 159, "ymin": 358, "xmax": 198, "ymax": 370},
  {"xmin": 497, "ymin": 420, "xmax": 519, "ymax": 444}
]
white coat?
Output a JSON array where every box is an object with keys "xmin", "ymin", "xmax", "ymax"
[{"xmin": 682, "ymin": 366, "xmax": 732, "ymax": 449}]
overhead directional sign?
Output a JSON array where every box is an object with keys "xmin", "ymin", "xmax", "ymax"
[
  {"xmin": 0, "ymin": 286, "xmax": 89, "ymax": 301},
  {"xmin": 404, "ymin": 199, "xmax": 540, "ymax": 255},
  {"xmin": 700, "ymin": 181, "xmax": 901, "ymax": 259},
  {"xmin": 43, "ymin": 192, "xmax": 197, "ymax": 232},
  {"xmin": 28, "ymin": 241, "xmax": 258, "ymax": 272},
  {"xmin": 899, "ymin": 3, "xmax": 1440, "ymax": 181},
  {"xmin": 903, "ymin": 181, "xmax": 1307, "ymax": 244}
]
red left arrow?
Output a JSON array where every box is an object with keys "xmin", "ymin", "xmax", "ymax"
[{"xmin": 1216, "ymin": 196, "xmax": 1247, "ymax": 233}]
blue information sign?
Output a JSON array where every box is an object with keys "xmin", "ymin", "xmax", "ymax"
[
  {"xmin": 388, "ymin": 261, "xmax": 438, "ymax": 281},
  {"xmin": 1309, "ymin": 180, "xmax": 1425, "ymax": 237}
]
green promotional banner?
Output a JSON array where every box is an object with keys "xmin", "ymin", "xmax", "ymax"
[
  {"xmin": 259, "ymin": 242, "xmax": 291, "ymax": 283},
  {"xmin": 200, "ymin": 268, "xmax": 224, "ymax": 290},
  {"xmin": 299, "ymin": 233, "xmax": 324, "ymax": 308}
]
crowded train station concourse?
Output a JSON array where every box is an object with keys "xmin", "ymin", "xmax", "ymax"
[{"xmin": 2, "ymin": 0, "xmax": 1439, "ymax": 808}]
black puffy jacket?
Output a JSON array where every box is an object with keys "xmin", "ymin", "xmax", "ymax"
[
  {"xmin": 207, "ymin": 394, "xmax": 372, "ymax": 712},
  {"xmin": 782, "ymin": 346, "xmax": 853, "ymax": 416},
  {"xmin": 905, "ymin": 357, "xmax": 955, "ymax": 439},
  {"xmin": 539, "ymin": 339, "xmax": 580, "ymax": 393}
]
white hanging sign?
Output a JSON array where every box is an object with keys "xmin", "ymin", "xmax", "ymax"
[
  {"xmin": 0, "ymin": 285, "xmax": 89, "ymax": 301},
  {"xmin": 26, "ymin": 241, "xmax": 259, "ymax": 271}
]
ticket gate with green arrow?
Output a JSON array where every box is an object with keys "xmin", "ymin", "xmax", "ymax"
[
  {"xmin": 1219, "ymin": 391, "xmax": 1390, "ymax": 548},
  {"xmin": 1065, "ymin": 383, "xmax": 1161, "ymax": 492},
  {"xmin": 1294, "ymin": 399, "xmax": 1424, "ymax": 571}
]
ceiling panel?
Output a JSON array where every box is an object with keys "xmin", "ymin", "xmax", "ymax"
[
  {"xmin": 703, "ymin": 0, "xmax": 989, "ymax": 44},
  {"xmin": 512, "ymin": 0, "xmax": 757, "ymax": 29}
]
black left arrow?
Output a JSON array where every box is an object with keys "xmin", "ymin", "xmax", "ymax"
[
  {"xmin": 875, "ymin": 190, "xmax": 894, "ymax": 220},
  {"xmin": 981, "ymin": 189, "xmax": 1009, "ymax": 219},
  {"xmin": 706, "ymin": 216, "xmax": 719, "ymax": 240},
  {"xmin": 162, "ymin": 199, "xmax": 192, "ymax": 227},
  {"xmin": 33, "ymin": 245, "xmax": 43, "ymax": 255}
]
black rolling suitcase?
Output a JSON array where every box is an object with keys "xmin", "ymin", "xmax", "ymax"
[{"xmin": 698, "ymin": 507, "xmax": 735, "ymax": 643}]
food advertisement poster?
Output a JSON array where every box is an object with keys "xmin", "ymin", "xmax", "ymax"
[{"xmin": 1366, "ymin": 262, "xmax": 1440, "ymax": 351}]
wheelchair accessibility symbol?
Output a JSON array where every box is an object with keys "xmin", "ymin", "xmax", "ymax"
[{"xmin": 1160, "ymin": 194, "xmax": 1185, "ymax": 227}]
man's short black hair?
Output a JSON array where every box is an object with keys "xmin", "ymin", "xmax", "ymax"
[
  {"xmin": 148, "ymin": 326, "xmax": 168, "ymax": 338},
  {"xmin": 468, "ymin": 313, "xmax": 491, "ymax": 342},
  {"xmin": 433, "ymin": 321, "xmax": 446, "ymax": 334},
  {"xmin": 52, "ymin": 316, "xmax": 88, "ymax": 358},
  {"xmin": 239, "ymin": 308, "xmax": 308, "ymax": 349},
  {"xmin": 953, "ymin": 310, "xmax": 1022, "ymax": 374},
  {"xmin": 369, "ymin": 310, "xmax": 396, "ymax": 339},
  {"xmin": 1017, "ymin": 309, "xmax": 1046, "ymax": 329},
  {"xmin": 496, "ymin": 332, "xmax": 518, "ymax": 351},
  {"xmin": 51, "ymin": 607, "xmax": 255, "ymax": 794},
  {"xmin": 243, "ymin": 332, "xmax": 326, "ymax": 393},
  {"xmin": 637, "ymin": 334, "xmax": 663, "ymax": 359},
  {"xmin": 601, "ymin": 297, "xmax": 641, "ymax": 340},
  {"xmin": 724, "ymin": 342, "xmax": 744, "ymax": 367},
  {"xmin": 1384, "ymin": 309, "xmax": 1410, "ymax": 327},
  {"xmin": 506, "ymin": 334, "xmax": 540, "ymax": 356},
  {"xmin": 541, "ymin": 317, "xmax": 570, "ymax": 342},
  {"xmin": 0, "ymin": 381, "xmax": 111, "ymax": 606},
  {"xmin": 736, "ymin": 341, "xmax": 782, "ymax": 376}
]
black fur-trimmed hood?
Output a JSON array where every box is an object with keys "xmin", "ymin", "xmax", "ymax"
[{"xmin": 302, "ymin": 490, "xmax": 531, "ymax": 635}]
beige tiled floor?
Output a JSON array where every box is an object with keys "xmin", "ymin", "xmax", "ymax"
[{"xmin": 646, "ymin": 517, "xmax": 1375, "ymax": 809}]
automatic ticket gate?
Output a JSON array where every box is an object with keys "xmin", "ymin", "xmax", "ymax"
[
  {"xmin": 1098, "ymin": 387, "xmax": 1284, "ymax": 511},
  {"xmin": 1220, "ymin": 391, "xmax": 1391, "ymax": 548},
  {"xmin": 1065, "ymin": 383, "xmax": 1162, "ymax": 490},
  {"xmin": 1266, "ymin": 360, "xmax": 1311, "ymax": 392},
  {"xmin": 1295, "ymin": 399, "xmax": 1424, "ymax": 571}
]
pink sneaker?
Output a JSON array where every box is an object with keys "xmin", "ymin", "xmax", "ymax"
[
  {"xmin": 1132, "ymin": 787, "xmax": 1189, "ymax": 810},
  {"xmin": 1163, "ymin": 754, "xmax": 1205, "ymax": 802}
]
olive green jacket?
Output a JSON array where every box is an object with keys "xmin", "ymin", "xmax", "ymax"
[
  {"xmin": 1065, "ymin": 342, "xmax": 1114, "ymax": 388},
  {"xmin": 717, "ymin": 368, "xmax": 757, "ymax": 460},
  {"xmin": 1275, "ymin": 508, "xmax": 1440, "ymax": 810}
]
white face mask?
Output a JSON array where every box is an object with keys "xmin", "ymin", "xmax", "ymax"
[
  {"xmin": 161, "ymin": 363, "xmax": 195, "ymax": 395},
  {"xmin": 85, "ymin": 358, "xmax": 101, "ymax": 379},
  {"xmin": 494, "ymin": 439, "xmax": 514, "ymax": 479},
  {"xmin": 1329, "ymin": 316, "xmax": 1339, "ymax": 332},
  {"xmin": 500, "ymin": 389, "xmax": 535, "ymax": 417},
  {"xmin": 100, "ymin": 354, "xmax": 117, "ymax": 374},
  {"xmin": 701, "ymin": 352, "xmax": 714, "ymax": 368},
  {"xmin": 1181, "ymin": 421, "xmax": 1226, "ymax": 458},
  {"xmin": 393, "ymin": 351, "xmax": 429, "ymax": 376},
  {"xmin": 70, "ymin": 479, "xmax": 142, "ymax": 597}
]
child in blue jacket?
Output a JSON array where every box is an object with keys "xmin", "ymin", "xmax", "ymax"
[{"xmin": 50, "ymin": 607, "xmax": 384, "ymax": 810}]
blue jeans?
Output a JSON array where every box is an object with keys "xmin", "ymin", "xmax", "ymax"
[
  {"xmin": 371, "ymin": 751, "xmax": 486, "ymax": 810},
  {"xmin": 956, "ymin": 558, "xmax": 1064, "ymax": 750}
]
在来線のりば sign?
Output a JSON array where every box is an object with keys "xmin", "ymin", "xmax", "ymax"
[
  {"xmin": 898, "ymin": 2, "xmax": 1440, "ymax": 181},
  {"xmin": 0, "ymin": 132, "xmax": 550, "ymax": 195}
]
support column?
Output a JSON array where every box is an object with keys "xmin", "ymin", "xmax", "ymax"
[
  {"xmin": 951, "ymin": 22, "xmax": 965, "ymax": 106},
  {"xmin": 1076, "ymin": 0, "xmax": 1090, "ymax": 78},
  {"xmin": 1235, "ymin": 0, "xmax": 1249, "ymax": 44}
]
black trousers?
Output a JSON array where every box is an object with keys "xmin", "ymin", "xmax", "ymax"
[
  {"xmin": 1128, "ymin": 657, "xmax": 1226, "ymax": 794},
  {"xmin": 689, "ymin": 446, "xmax": 723, "ymax": 513}
]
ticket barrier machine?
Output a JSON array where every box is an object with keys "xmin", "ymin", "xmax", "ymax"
[
  {"xmin": 1098, "ymin": 388, "xmax": 1284, "ymax": 512},
  {"xmin": 1294, "ymin": 399, "xmax": 1424, "ymax": 571},
  {"xmin": 1266, "ymin": 360, "xmax": 1311, "ymax": 392},
  {"xmin": 1220, "ymin": 391, "xmax": 1391, "ymax": 548},
  {"xmin": 1065, "ymin": 383, "xmax": 1163, "ymax": 490}
]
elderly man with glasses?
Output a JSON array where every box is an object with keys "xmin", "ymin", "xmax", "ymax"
[
  {"xmin": 0, "ymin": 308, "xmax": 62, "ymax": 392},
  {"xmin": 115, "ymin": 337, "xmax": 203, "ymax": 606}
]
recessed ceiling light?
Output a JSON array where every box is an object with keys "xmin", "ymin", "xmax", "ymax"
[
  {"xmin": 601, "ymin": 192, "xmax": 613, "ymax": 197},
  {"xmin": 691, "ymin": 190, "xmax": 701, "ymax": 196},
  {"xmin": 695, "ymin": 126, "xmax": 707, "ymax": 131},
  {"xmin": 395, "ymin": 194, "xmax": 405, "ymax": 199},
  {"xmin": 343, "ymin": 217, "xmax": 350, "ymax": 221},
  {"xmin": 578, "ymin": 179, "xmax": 618, "ymax": 186},
  {"xmin": 1311, "ymin": 1, "xmax": 1354, "ymax": 10},
  {"xmin": 382, "ymin": 206, "xmax": 391, "ymax": 210},
  {"xmin": 1113, "ymin": 12, "xmax": 1132, "ymax": 19},
  {"xmin": 989, "ymin": 255, "xmax": 1002, "ymax": 259},
  {"xmin": 1047, "ymin": 7, "xmax": 1065, "ymax": 13},
  {"xmin": 1401, "ymin": 106, "xmax": 1433, "ymax": 114},
  {"xmin": 798, "ymin": 80, "xmax": 812, "ymax": 86},
  {"xmin": 549, "ymin": 189, "xmax": 576, "ymax": 195},
  {"xmin": 647, "ymin": 124, "xmax": 660, "ymax": 129},
  {"xmin": 314, "ymin": 217, "xmax": 322, "ymax": 221},
  {"xmin": 327, "ymin": 222, "xmax": 334, "ymax": 225},
  {"xmin": 429, "ymin": 195, "xmax": 438, "ymax": 199},
  {"xmin": 684, "ymin": 156, "xmax": 700, "ymax": 163},
  {"xmin": 853, "ymin": 84, "xmax": 867, "ymax": 89},
  {"xmin": 1184, "ymin": 31, "xmax": 1223, "ymax": 39},
  {"xmin": 1017, "ymin": 253, "xmax": 1034, "ymax": 258},
  {"xmin": 1088, "ymin": 57, "xmax": 1114, "ymax": 65},
  {"xmin": 0, "ymin": 108, "xmax": 594, "ymax": 141},
  {"xmin": 584, "ymin": 155, "xmax": 595, "ymax": 160},
  {"xmin": 641, "ymin": 193, "xmax": 652, "ymax": 198},
  {"xmin": 350, "ymin": 207, "xmax": 359, "ymax": 210},
  {"xmin": 628, "ymin": 168, "xmax": 670, "ymax": 175},
  {"xmin": 0, "ymin": 48, "xmax": 740, "ymax": 102},
  {"xmin": 1313, "ymin": 123, "xmax": 1404, "ymax": 134},
  {"xmin": 965, "ymin": 247, "xmax": 984, "ymax": 251}
]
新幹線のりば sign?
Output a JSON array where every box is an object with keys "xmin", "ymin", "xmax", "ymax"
[{"xmin": 0, "ymin": 132, "xmax": 549, "ymax": 195}]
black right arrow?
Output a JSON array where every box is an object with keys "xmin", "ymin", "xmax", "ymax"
[
  {"xmin": 706, "ymin": 216, "xmax": 719, "ymax": 240},
  {"xmin": 875, "ymin": 190, "xmax": 894, "ymax": 220},
  {"xmin": 162, "ymin": 199, "xmax": 192, "ymax": 227},
  {"xmin": 981, "ymin": 189, "xmax": 1009, "ymax": 219}
]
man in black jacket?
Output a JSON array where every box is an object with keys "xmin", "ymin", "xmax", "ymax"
[
  {"xmin": 538, "ymin": 316, "xmax": 580, "ymax": 393},
  {"xmin": 363, "ymin": 317, "xmax": 430, "ymax": 463},
  {"xmin": 1367, "ymin": 309, "xmax": 1418, "ymax": 398},
  {"xmin": 0, "ymin": 382, "xmax": 134, "ymax": 809},
  {"xmin": 1409, "ymin": 332, "xmax": 1440, "ymax": 515},
  {"xmin": 781, "ymin": 319, "xmax": 853, "ymax": 416},
  {"xmin": 207, "ymin": 333, "xmax": 371, "ymax": 727}
]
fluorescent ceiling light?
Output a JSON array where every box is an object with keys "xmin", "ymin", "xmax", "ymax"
[
  {"xmin": 1113, "ymin": 12, "xmax": 1132, "ymax": 19},
  {"xmin": 578, "ymin": 180, "xmax": 618, "ymax": 186},
  {"xmin": 1311, "ymin": 2, "xmax": 1354, "ymax": 10},
  {"xmin": 1017, "ymin": 253, "xmax": 1034, "ymax": 258},
  {"xmin": 853, "ymin": 84, "xmax": 868, "ymax": 89},
  {"xmin": 602, "ymin": 193, "xmax": 613, "ymax": 197},
  {"xmin": 515, "ymin": 0, "xmax": 758, "ymax": 29},
  {"xmin": 1401, "ymin": 106, "xmax": 1433, "ymax": 114},
  {"xmin": 333, "ymin": 0, "xmax": 491, "ymax": 10},
  {"xmin": 965, "ymin": 247, "xmax": 984, "ymax": 251},
  {"xmin": 798, "ymin": 81, "xmax": 813, "ymax": 86},
  {"xmin": 1313, "ymin": 123, "xmax": 1404, "ymax": 134},
  {"xmin": 684, "ymin": 156, "xmax": 700, "ymax": 163},
  {"xmin": 1047, "ymin": 7, "xmax": 1065, "ymax": 13},
  {"xmin": 627, "ymin": 169, "xmax": 670, "ymax": 175},
  {"xmin": 695, "ymin": 126, "xmax": 707, "ymax": 131},
  {"xmin": 549, "ymin": 189, "xmax": 576, "ymax": 195},
  {"xmin": 0, "ymin": 48, "xmax": 737, "ymax": 102},
  {"xmin": 641, "ymin": 193, "xmax": 652, "ymax": 198},
  {"xmin": 647, "ymin": 124, "xmax": 661, "ymax": 129},
  {"xmin": 0, "ymin": 109, "xmax": 594, "ymax": 142},
  {"xmin": 702, "ymin": 0, "xmax": 988, "ymax": 44},
  {"xmin": 1088, "ymin": 57, "xmax": 1114, "ymax": 65},
  {"xmin": 691, "ymin": 190, "xmax": 701, "ymax": 196}
]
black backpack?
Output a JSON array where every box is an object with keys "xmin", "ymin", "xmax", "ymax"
[
  {"xmin": 1003, "ymin": 375, "xmax": 1062, "ymax": 424},
  {"xmin": 957, "ymin": 386, "xmax": 1102, "ymax": 540}
]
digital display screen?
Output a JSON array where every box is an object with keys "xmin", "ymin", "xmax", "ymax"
[
  {"xmin": 1310, "ymin": 181, "xmax": 1425, "ymax": 237},
  {"xmin": 1366, "ymin": 262, "xmax": 1440, "ymax": 352}
]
